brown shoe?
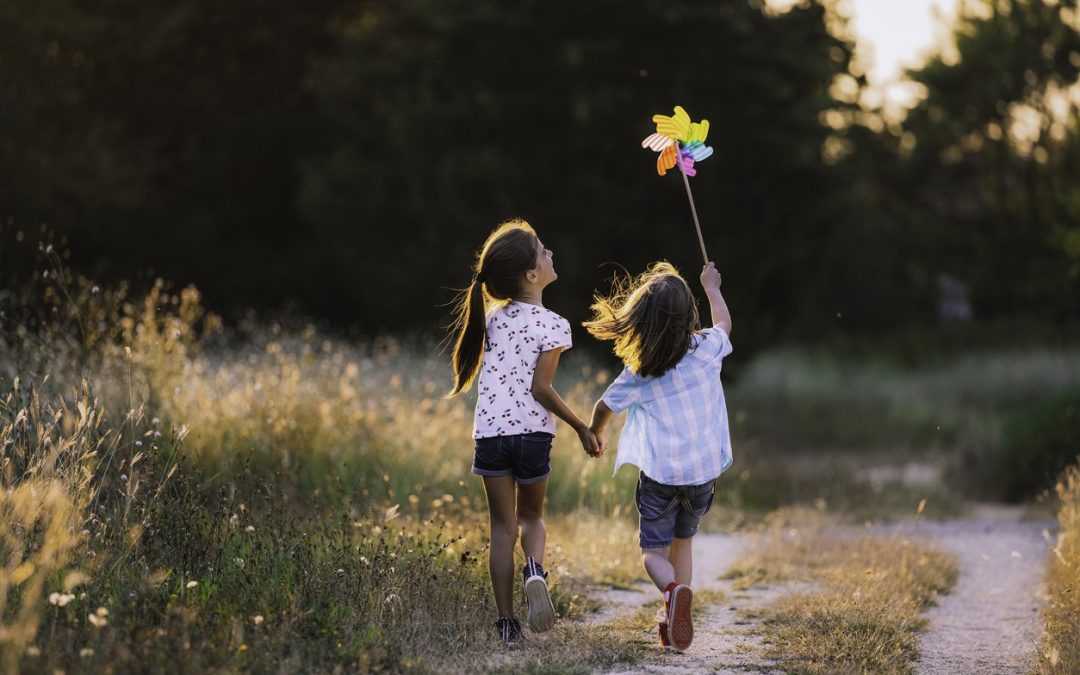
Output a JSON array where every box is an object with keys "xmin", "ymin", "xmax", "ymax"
[{"xmin": 664, "ymin": 583, "xmax": 693, "ymax": 652}]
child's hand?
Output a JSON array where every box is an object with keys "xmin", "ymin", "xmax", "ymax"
[
  {"xmin": 577, "ymin": 427, "xmax": 601, "ymax": 458},
  {"xmin": 591, "ymin": 428, "xmax": 607, "ymax": 457},
  {"xmin": 700, "ymin": 262, "xmax": 722, "ymax": 291}
]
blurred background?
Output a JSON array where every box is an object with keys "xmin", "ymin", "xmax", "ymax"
[
  {"xmin": 2, "ymin": 0, "xmax": 1077, "ymax": 346},
  {"xmin": 1, "ymin": 2, "xmax": 1080, "ymax": 670}
]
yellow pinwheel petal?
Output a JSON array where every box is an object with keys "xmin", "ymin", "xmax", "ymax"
[
  {"xmin": 652, "ymin": 105, "xmax": 692, "ymax": 142},
  {"xmin": 687, "ymin": 119, "xmax": 710, "ymax": 144}
]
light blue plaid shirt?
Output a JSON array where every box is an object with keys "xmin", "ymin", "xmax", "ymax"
[{"xmin": 602, "ymin": 326, "xmax": 733, "ymax": 486}]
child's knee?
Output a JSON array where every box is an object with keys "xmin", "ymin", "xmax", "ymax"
[
  {"xmin": 489, "ymin": 519, "xmax": 518, "ymax": 543},
  {"xmin": 517, "ymin": 510, "xmax": 544, "ymax": 526}
]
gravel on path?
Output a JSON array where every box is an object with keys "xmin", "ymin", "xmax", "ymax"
[{"xmin": 883, "ymin": 505, "xmax": 1054, "ymax": 675}]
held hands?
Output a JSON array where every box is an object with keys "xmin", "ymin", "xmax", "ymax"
[
  {"xmin": 577, "ymin": 426, "xmax": 603, "ymax": 458},
  {"xmin": 590, "ymin": 426, "xmax": 608, "ymax": 457},
  {"xmin": 700, "ymin": 262, "xmax": 722, "ymax": 291}
]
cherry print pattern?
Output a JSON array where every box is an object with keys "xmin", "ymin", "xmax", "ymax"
[{"xmin": 472, "ymin": 301, "xmax": 572, "ymax": 438}]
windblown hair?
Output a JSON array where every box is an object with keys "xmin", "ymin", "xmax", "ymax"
[
  {"xmin": 447, "ymin": 219, "xmax": 539, "ymax": 396},
  {"xmin": 584, "ymin": 262, "xmax": 700, "ymax": 378}
]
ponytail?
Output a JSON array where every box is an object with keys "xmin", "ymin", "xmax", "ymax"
[
  {"xmin": 449, "ymin": 278, "xmax": 487, "ymax": 396},
  {"xmin": 446, "ymin": 218, "xmax": 539, "ymax": 396}
]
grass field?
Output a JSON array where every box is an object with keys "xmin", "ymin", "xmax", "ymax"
[{"xmin": 2, "ymin": 268, "xmax": 1077, "ymax": 672}]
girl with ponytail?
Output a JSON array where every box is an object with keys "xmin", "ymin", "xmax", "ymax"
[{"xmin": 448, "ymin": 219, "xmax": 601, "ymax": 644}]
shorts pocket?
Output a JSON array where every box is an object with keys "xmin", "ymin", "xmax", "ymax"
[
  {"xmin": 473, "ymin": 437, "xmax": 508, "ymax": 473},
  {"xmin": 689, "ymin": 482, "xmax": 715, "ymax": 518},
  {"xmin": 636, "ymin": 479, "xmax": 678, "ymax": 521},
  {"xmin": 517, "ymin": 432, "xmax": 553, "ymax": 472}
]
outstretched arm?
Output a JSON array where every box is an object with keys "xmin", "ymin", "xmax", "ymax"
[
  {"xmin": 532, "ymin": 348, "xmax": 601, "ymax": 457},
  {"xmin": 700, "ymin": 262, "xmax": 732, "ymax": 335}
]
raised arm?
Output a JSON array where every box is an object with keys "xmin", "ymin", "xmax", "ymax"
[
  {"xmin": 700, "ymin": 262, "xmax": 732, "ymax": 335},
  {"xmin": 531, "ymin": 348, "xmax": 601, "ymax": 457}
]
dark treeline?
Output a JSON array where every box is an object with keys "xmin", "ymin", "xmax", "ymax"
[{"xmin": 1, "ymin": 0, "xmax": 1078, "ymax": 350}]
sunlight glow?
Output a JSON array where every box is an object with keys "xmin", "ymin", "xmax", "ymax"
[{"xmin": 767, "ymin": 0, "xmax": 961, "ymax": 118}]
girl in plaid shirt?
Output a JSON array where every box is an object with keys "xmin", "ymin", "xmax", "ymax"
[{"xmin": 585, "ymin": 261, "xmax": 733, "ymax": 652}]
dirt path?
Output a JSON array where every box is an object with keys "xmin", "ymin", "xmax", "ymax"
[
  {"xmin": 591, "ymin": 505, "xmax": 1053, "ymax": 675},
  {"xmin": 881, "ymin": 505, "xmax": 1054, "ymax": 674},
  {"xmin": 592, "ymin": 532, "xmax": 786, "ymax": 674}
]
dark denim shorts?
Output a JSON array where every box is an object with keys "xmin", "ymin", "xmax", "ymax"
[
  {"xmin": 472, "ymin": 432, "xmax": 554, "ymax": 485},
  {"xmin": 636, "ymin": 472, "xmax": 715, "ymax": 549}
]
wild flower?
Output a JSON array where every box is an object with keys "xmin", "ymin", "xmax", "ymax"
[
  {"xmin": 186, "ymin": 580, "xmax": 198, "ymax": 589},
  {"xmin": 48, "ymin": 593, "xmax": 75, "ymax": 607}
]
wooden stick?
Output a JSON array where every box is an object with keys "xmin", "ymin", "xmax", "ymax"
[{"xmin": 680, "ymin": 164, "xmax": 709, "ymax": 264}]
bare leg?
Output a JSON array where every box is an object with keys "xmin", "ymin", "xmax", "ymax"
[
  {"xmin": 669, "ymin": 537, "xmax": 694, "ymax": 585},
  {"xmin": 482, "ymin": 475, "xmax": 518, "ymax": 618},
  {"xmin": 642, "ymin": 546, "xmax": 676, "ymax": 592},
  {"xmin": 516, "ymin": 479, "xmax": 548, "ymax": 563}
]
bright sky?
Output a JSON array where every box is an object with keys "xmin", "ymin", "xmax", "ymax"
[
  {"xmin": 768, "ymin": 0, "xmax": 961, "ymax": 114},
  {"xmin": 846, "ymin": 0, "xmax": 959, "ymax": 83}
]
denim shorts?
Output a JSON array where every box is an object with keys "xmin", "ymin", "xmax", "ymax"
[
  {"xmin": 636, "ymin": 472, "xmax": 715, "ymax": 549},
  {"xmin": 472, "ymin": 432, "xmax": 554, "ymax": 485}
]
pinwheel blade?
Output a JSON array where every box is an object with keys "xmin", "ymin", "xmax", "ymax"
[
  {"xmin": 678, "ymin": 154, "xmax": 697, "ymax": 177},
  {"xmin": 687, "ymin": 119, "xmax": 710, "ymax": 144},
  {"xmin": 641, "ymin": 132, "xmax": 675, "ymax": 152},
  {"xmin": 657, "ymin": 144, "xmax": 678, "ymax": 175},
  {"xmin": 682, "ymin": 141, "xmax": 714, "ymax": 162},
  {"xmin": 652, "ymin": 106, "xmax": 692, "ymax": 142}
]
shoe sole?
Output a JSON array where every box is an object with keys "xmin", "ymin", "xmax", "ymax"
[
  {"xmin": 525, "ymin": 575, "xmax": 556, "ymax": 632},
  {"xmin": 666, "ymin": 585, "xmax": 693, "ymax": 652}
]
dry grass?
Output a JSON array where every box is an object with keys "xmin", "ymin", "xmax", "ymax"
[
  {"xmin": 1039, "ymin": 463, "xmax": 1080, "ymax": 674},
  {"xmin": 0, "ymin": 254, "xmax": 1054, "ymax": 673},
  {"xmin": 727, "ymin": 510, "xmax": 957, "ymax": 674},
  {"xmin": 0, "ymin": 263, "xmax": 653, "ymax": 673}
]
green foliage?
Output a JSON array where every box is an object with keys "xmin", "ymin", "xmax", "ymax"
[
  {"xmin": 993, "ymin": 389, "xmax": 1080, "ymax": 501},
  {"xmin": 885, "ymin": 0, "xmax": 1080, "ymax": 321},
  {"xmin": 4, "ymin": 0, "xmax": 1078, "ymax": 347},
  {"xmin": 302, "ymin": 0, "xmax": 860, "ymax": 345}
]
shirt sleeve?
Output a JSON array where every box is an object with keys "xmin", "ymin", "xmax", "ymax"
[
  {"xmin": 695, "ymin": 326, "xmax": 733, "ymax": 362},
  {"xmin": 537, "ymin": 314, "xmax": 573, "ymax": 352},
  {"xmin": 602, "ymin": 367, "xmax": 645, "ymax": 413}
]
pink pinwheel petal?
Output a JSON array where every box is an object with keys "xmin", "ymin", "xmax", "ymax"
[
  {"xmin": 642, "ymin": 132, "xmax": 675, "ymax": 151},
  {"xmin": 678, "ymin": 155, "xmax": 696, "ymax": 176}
]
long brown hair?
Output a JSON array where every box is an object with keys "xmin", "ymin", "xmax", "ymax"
[
  {"xmin": 583, "ymin": 262, "xmax": 700, "ymax": 377},
  {"xmin": 447, "ymin": 219, "xmax": 539, "ymax": 396}
]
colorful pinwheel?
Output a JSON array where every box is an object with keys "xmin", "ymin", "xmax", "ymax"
[
  {"xmin": 641, "ymin": 106, "xmax": 714, "ymax": 177},
  {"xmin": 641, "ymin": 105, "xmax": 715, "ymax": 262}
]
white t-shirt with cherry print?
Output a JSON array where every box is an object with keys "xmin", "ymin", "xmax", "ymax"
[{"xmin": 472, "ymin": 300, "xmax": 573, "ymax": 439}]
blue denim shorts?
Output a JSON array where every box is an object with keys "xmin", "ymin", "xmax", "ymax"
[
  {"xmin": 636, "ymin": 472, "xmax": 715, "ymax": 549},
  {"xmin": 472, "ymin": 432, "xmax": 554, "ymax": 485}
]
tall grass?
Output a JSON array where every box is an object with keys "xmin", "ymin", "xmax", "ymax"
[
  {"xmin": 2, "ymin": 251, "xmax": 1074, "ymax": 671},
  {"xmin": 1040, "ymin": 462, "xmax": 1080, "ymax": 673},
  {"xmin": 1, "ymin": 262, "xmax": 651, "ymax": 672}
]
